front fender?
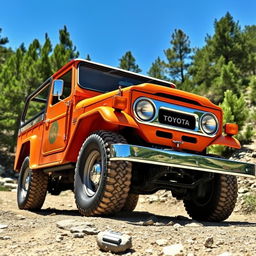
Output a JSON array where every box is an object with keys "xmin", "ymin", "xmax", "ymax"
[{"xmin": 78, "ymin": 106, "xmax": 138, "ymax": 128}]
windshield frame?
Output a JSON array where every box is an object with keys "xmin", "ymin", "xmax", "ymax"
[{"xmin": 77, "ymin": 61, "xmax": 175, "ymax": 93}]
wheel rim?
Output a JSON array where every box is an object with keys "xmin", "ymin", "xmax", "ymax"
[
  {"xmin": 83, "ymin": 150, "xmax": 102, "ymax": 197},
  {"xmin": 20, "ymin": 167, "xmax": 31, "ymax": 199}
]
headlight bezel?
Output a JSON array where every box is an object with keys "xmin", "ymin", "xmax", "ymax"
[
  {"xmin": 200, "ymin": 113, "xmax": 219, "ymax": 135},
  {"xmin": 133, "ymin": 98, "xmax": 156, "ymax": 122}
]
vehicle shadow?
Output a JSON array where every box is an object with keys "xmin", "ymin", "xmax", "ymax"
[
  {"xmin": 36, "ymin": 207, "xmax": 256, "ymax": 227},
  {"xmin": 106, "ymin": 211, "xmax": 256, "ymax": 227}
]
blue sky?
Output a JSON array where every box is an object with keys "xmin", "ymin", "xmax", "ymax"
[{"xmin": 1, "ymin": 0, "xmax": 255, "ymax": 73}]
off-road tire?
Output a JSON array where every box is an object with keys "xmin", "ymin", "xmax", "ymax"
[
  {"xmin": 183, "ymin": 174, "xmax": 238, "ymax": 222},
  {"xmin": 122, "ymin": 193, "xmax": 139, "ymax": 212},
  {"xmin": 17, "ymin": 157, "xmax": 48, "ymax": 210},
  {"xmin": 74, "ymin": 131, "xmax": 132, "ymax": 216}
]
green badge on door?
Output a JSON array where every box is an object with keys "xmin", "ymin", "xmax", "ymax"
[{"xmin": 49, "ymin": 121, "xmax": 59, "ymax": 144}]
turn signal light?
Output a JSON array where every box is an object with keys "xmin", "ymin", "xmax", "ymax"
[
  {"xmin": 224, "ymin": 123, "xmax": 238, "ymax": 136},
  {"xmin": 112, "ymin": 95, "xmax": 127, "ymax": 111}
]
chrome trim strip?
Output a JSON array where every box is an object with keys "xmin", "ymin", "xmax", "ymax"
[
  {"xmin": 19, "ymin": 113, "xmax": 44, "ymax": 133},
  {"xmin": 110, "ymin": 144, "xmax": 256, "ymax": 178},
  {"xmin": 132, "ymin": 97, "xmax": 219, "ymax": 138}
]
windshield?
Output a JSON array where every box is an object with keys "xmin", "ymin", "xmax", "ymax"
[{"xmin": 78, "ymin": 62, "xmax": 171, "ymax": 93}]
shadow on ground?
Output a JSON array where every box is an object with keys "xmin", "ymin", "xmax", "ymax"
[{"xmin": 33, "ymin": 208, "xmax": 256, "ymax": 227}]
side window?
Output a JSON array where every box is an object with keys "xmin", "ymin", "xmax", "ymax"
[
  {"xmin": 52, "ymin": 70, "xmax": 72, "ymax": 105},
  {"xmin": 23, "ymin": 83, "xmax": 50, "ymax": 125}
]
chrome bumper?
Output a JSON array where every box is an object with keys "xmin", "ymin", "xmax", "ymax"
[{"xmin": 110, "ymin": 144, "xmax": 256, "ymax": 178}]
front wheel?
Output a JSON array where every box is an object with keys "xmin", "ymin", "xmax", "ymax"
[
  {"xmin": 74, "ymin": 131, "xmax": 132, "ymax": 216},
  {"xmin": 183, "ymin": 174, "xmax": 238, "ymax": 222},
  {"xmin": 17, "ymin": 157, "xmax": 48, "ymax": 210}
]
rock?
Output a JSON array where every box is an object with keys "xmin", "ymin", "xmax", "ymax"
[
  {"xmin": 3, "ymin": 177, "xmax": 15, "ymax": 184},
  {"xmin": 166, "ymin": 221, "xmax": 175, "ymax": 226},
  {"xmin": 173, "ymin": 223, "xmax": 183, "ymax": 230},
  {"xmin": 156, "ymin": 239, "xmax": 168, "ymax": 246},
  {"xmin": 56, "ymin": 219, "xmax": 94, "ymax": 231},
  {"xmin": 238, "ymin": 188, "xmax": 249, "ymax": 194},
  {"xmin": 16, "ymin": 215, "xmax": 26, "ymax": 220},
  {"xmin": 70, "ymin": 226, "xmax": 99, "ymax": 235},
  {"xmin": 73, "ymin": 233, "xmax": 85, "ymax": 238},
  {"xmin": 55, "ymin": 235, "xmax": 64, "ymax": 242},
  {"xmin": 143, "ymin": 216, "xmax": 157, "ymax": 226},
  {"xmin": 217, "ymin": 252, "xmax": 233, "ymax": 256},
  {"xmin": 145, "ymin": 248, "xmax": 154, "ymax": 254},
  {"xmin": 162, "ymin": 244, "xmax": 184, "ymax": 256},
  {"xmin": 97, "ymin": 230, "xmax": 132, "ymax": 253},
  {"xmin": 0, "ymin": 224, "xmax": 8, "ymax": 229},
  {"xmin": 0, "ymin": 236, "xmax": 11, "ymax": 240},
  {"xmin": 3, "ymin": 183, "xmax": 17, "ymax": 190},
  {"xmin": 204, "ymin": 236, "xmax": 214, "ymax": 248},
  {"xmin": 185, "ymin": 222, "xmax": 203, "ymax": 227}
]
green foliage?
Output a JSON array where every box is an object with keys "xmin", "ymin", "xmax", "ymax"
[
  {"xmin": 250, "ymin": 76, "xmax": 256, "ymax": 104},
  {"xmin": 242, "ymin": 193, "xmax": 256, "ymax": 213},
  {"xmin": 147, "ymin": 57, "xmax": 167, "ymax": 80},
  {"xmin": 0, "ymin": 26, "xmax": 79, "ymax": 152},
  {"xmin": 220, "ymin": 90, "xmax": 248, "ymax": 129},
  {"xmin": 164, "ymin": 29, "xmax": 191, "ymax": 84},
  {"xmin": 118, "ymin": 51, "xmax": 141, "ymax": 73},
  {"xmin": 0, "ymin": 185, "xmax": 9, "ymax": 191},
  {"xmin": 209, "ymin": 90, "xmax": 251, "ymax": 155}
]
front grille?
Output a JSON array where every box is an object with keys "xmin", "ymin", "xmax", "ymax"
[{"xmin": 158, "ymin": 108, "xmax": 196, "ymax": 130}]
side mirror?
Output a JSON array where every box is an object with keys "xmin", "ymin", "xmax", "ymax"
[{"xmin": 53, "ymin": 80, "xmax": 64, "ymax": 97}]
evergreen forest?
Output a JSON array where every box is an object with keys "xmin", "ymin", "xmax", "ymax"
[{"xmin": 0, "ymin": 12, "xmax": 255, "ymax": 156}]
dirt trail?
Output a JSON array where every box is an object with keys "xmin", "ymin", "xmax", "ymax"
[{"xmin": 1, "ymin": 191, "xmax": 256, "ymax": 256}]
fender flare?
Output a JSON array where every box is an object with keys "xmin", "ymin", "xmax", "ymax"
[
  {"xmin": 77, "ymin": 106, "xmax": 138, "ymax": 128},
  {"xmin": 14, "ymin": 135, "xmax": 40, "ymax": 171}
]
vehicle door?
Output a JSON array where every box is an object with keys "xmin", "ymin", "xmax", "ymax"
[{"xmin": 42, "ymin": 69, "xmax": 73, "ymax": 155}]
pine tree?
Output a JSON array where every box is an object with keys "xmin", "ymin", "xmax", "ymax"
[
  {"xmin": 221, "ymin": 90, "xmax": 248, "ymax": 130},
  {"xmin": 164, "ymin": 29, "xmax": 191, "ymax": 84},
  {"xmin": 86, "ymin": 54, "xmax": 91, "ymax": 61},
  {"xmin": 213, "ymin": 60, "xmax": 241, "ymax": 103},
  {"xmin": 118, "ymin": 51, "xmax": 142, "ymax": 73},
  {"xmin": 39, "ymin": 33, "xmax": 53, "ymax": 80},
  {"xmin": 51, "ymin": 26, "xmax": 79, "ymax": 72},
  {"xmin": 250, "ymin": 76, "xmax": 256, "ymax": 105},
  {"xmin": 147, "ymin": 57, "xmax": 167, "ymax": 80},
  {"xmin": 0, "ymin": 28, "xmax": 11, "ymax": 65}
]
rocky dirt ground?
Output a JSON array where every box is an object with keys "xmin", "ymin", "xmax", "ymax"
[
  {"xmin": 1, "ymin": 143, "xmax": 256, "ymax": 256},
  {"xmin": 1, "ymin": 189, "xmax": 256, "ymax": 256}
]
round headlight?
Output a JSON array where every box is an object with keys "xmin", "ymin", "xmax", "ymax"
[
  {"xmin": 201, "ymin": 113, "xmax": 218, "ymax": 135},
  {"xmin": 134, "ymin": 99, "xmax": 155, "ymax": 121}
]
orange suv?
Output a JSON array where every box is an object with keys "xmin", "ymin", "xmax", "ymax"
[{"xmin": 14, "ymin": 59, "xmax": 255, "ymax": 221}]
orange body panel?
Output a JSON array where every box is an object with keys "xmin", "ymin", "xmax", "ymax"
[{"xmin": 14, "ymin": 59, "xmax": 241, "ymax": 171}]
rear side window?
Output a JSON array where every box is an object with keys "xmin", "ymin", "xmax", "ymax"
[{"xmin": 24, "ymin": 84, "xmax": 50, "ymax": 124}]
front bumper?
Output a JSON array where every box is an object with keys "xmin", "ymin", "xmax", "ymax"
[{"xmin": 110, "ymin": 144, "xmax": 256, "ymax": 178}]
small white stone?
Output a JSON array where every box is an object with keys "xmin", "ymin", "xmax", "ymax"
[
  {"xmin": 156, "ymin": 239, "xmax": 168, "ymax": 246},
  {"xmin": 0, "ymin": 224, "xmax": 8, "ymax": 229},
  {"xmin": 162, "ymin": 244, "xmax": 184, "ymax": 256},
  {"xmin": 217, "ymin": 252, "xmax": 233, "ymax": 256}
]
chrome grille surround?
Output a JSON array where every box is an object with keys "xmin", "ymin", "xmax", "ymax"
[{"xmin": 133, "ymin": 97, "xmax": 219, "ymax": 138}]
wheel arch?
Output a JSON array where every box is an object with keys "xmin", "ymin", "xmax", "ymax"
[
  {"xmin": 15, "ymin": 141, "xmax": 30, "ymax": 172},
  {"xmin": 64, "ymin": 108, "xmax": 138, "ymax": 163}
]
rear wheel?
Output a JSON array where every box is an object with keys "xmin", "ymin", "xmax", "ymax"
[
  {"xmin": 122, "ymin": 193, "xmax": 139, "ymax": 211},
  {"xmin": 183, "ymin": 174, "xmax": 238, "ymax": 221},
  {"xmin": 74, "ymin": 131, "xmax": 132, "ymax": 216},
  {"xmin": 17, "ymin": 157, "xmax": 48, "ymax": 210}
]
